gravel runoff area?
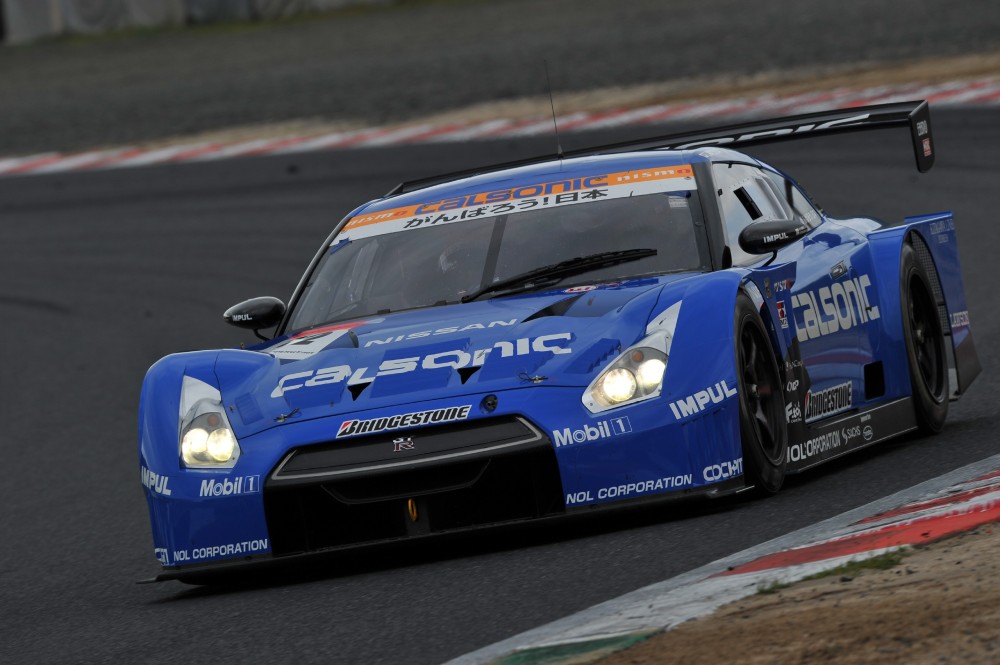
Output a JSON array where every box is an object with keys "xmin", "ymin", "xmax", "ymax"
[
  {"xmin": 1, "ymin": 0, "xmax": 1000, "ymax": 155},
  {"xmin": 596, "ymin": 524, "xmax": 1000, "ymax": 665}
]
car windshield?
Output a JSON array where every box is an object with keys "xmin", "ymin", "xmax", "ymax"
[{"xmin": 286, "ymin": 187, "xmax": 707, "ymax": 332}]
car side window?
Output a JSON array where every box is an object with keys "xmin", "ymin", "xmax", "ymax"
[
  {"xmin": 761, "ymin": 169, "xmax": 823, "ymax": 230},
  {"xmin": 713, "ymin": 162, "xmax": 787, "ymax": 266}
]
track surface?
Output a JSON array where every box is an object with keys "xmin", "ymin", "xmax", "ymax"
[
  {"xmin": 2, "ymin": 0, "xmax": 999, "ymax": 155},
  {"xmin": 0, "ymin": 110, "xmax": 996, "ymax": 664}
]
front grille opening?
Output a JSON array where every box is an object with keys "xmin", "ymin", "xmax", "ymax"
[{"xmin": 265, "ymin": 443, "xmax": 564, "ymax": 556}]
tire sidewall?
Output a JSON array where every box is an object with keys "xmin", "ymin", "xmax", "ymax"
[
  {"xmin": 735, "ymin": 293, "xmax": 788, "ymax": 494},
  {"xmin": 899, "ymin": 242, "xmax": 949, "ymax": 433}
]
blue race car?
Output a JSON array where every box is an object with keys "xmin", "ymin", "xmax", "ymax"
[{"xmin": 139, "ymin": 101, "xmax": 979, "ymax": 582}]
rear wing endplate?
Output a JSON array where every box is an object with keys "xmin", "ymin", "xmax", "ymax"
[{"xmin": 390, "ymin": 100, "xmax": 934, "ymax": 196}]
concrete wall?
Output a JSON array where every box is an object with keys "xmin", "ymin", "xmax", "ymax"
[{"xmin": 1, "ymin": 0, "xmax": 392, "ymax": 44}]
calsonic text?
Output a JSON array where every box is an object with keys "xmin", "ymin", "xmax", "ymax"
[
  {"xmin": 364, "ymin": 319, "xmax": 516, "ymax": 347},
  {"xmin": 669, "ymin": 380, "xmax": 738, "ymax": 419},
  {"xmin": 665, "ymin": 113, "xmax": 870, "ymax": 150},
  {"xmin": 338, "ymin": 405, "xmax": 471, "ymax": 438},
  {"xmin": 792, "ymin": 274, "xmax": 880, "ymax": 342},
  {"xmin": 271, "ymin": 333, "xmax": 572, "ymax": 398}
]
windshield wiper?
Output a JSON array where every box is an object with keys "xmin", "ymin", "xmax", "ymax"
[{"xmin": 461, "ymin": 248, "xmax": 657, "ymax": 303}]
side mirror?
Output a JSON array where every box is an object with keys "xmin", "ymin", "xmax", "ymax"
[
  {"xmin": 223, "ymin": 297, "xmax": 286, "ymax": 339},
  {"xmin": 738, "ymin": 218, "xmax": 810, "ymax": 256}
]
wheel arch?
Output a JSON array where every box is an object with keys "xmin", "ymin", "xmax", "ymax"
[{"xmin": 869, "ymin": 214, "xmax": 981, "ymax": 399}]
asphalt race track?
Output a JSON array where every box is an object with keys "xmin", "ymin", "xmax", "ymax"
[{"xmin": 1, "ymin": 110, "xmax": 997, "ymax": 664}]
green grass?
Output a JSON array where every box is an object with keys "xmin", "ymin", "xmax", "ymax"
[{"xmin": 756, "ymin": 550, "xmax": 908, "ymax": 595}]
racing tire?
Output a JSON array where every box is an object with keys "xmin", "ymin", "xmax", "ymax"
[
  {"xmin": 735, "ymin": 293, "xmax": 788, "ymax": 495},
  {"xmin": 900, "ymin": 242, "xmax": 949, "ymax": 434}
]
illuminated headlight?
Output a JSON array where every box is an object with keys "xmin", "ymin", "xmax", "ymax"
[
  {"xmin": 599, "ymin": 368, "xmax": 638, "ymax": 404},
  {"xmin": 179, "ymin": 376, "xmax": 241, "ymax": 468},
  {"xmin": 585, "ymin": 342, "xmax": 668, "ymax": 412},
  {"xmin": 583, "ymin": 301, "xmax": 681, "ymax": 414}
]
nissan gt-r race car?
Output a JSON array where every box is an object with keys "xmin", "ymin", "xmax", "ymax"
[{"xmin": 139, "ymin": 101, "xmax": 979, "ymax": 582}]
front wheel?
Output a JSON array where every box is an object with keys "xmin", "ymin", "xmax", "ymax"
[
  {"xmin": 900, "ymin": 242, "xmax": 949, "ymax": 433},
  {"xmin": 735, "ymin": 293, "xmax": 788, "ymax": 494}
]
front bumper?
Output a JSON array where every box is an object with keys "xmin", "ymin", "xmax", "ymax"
[{"xmin": 141, "ymin": 385, "xmax": 744, "ymax": 579}]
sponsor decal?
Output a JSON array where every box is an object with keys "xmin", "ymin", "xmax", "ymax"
[
  {"xmin": 703, "ymin": 458, "xmax": 744, "ymax": 482},
  {"xmin": 863, "ymin": 425, "xmax": 874, "ymax": 441},
  {"xmin": 775, "ymin": 299, "xmax": 789, "ymax": 329},
  {"xmin": 564, "ymin": 285, "xmax": 597, "ymax": 293},
  {"xmin": 171, "ymin": 539, "xmax": 269, "ymax": 563},
  {"xmin": 792, "ymin": 274, "xmax": 881, "ymax": 342},
  {"xmin": 566, "ymin": 475, "xmax": 695, "ymax": 504},
  {"xmin": 950, "ymin": 310, "xmax": 970, "ymax": 329},
  {"xmin": 785, "ymin": 401, "xmax": 803, "ymax": 424},
  {"xmin": 268, "ymin": 321, "xmax": 368, "ymax": 361},
  {"xmin": 916, "ymin": 119, "xmax": 929, "ymax": 137},
  {"xmin": 668, "ymin": 380, "xmax": 738, "ymax": 419},
  {"xmin": 141, "ymin": 466, "xmax": 171, "ymax": 496},
  {"xmin": 786, "ymin": 379, "xmax": 800, "ymax": 392},
  {"xmin": 923, "ymin": 138, "xmax": 932, "ymax": 157},
  {"xmin": 552, "ymin": 416, "xmax": 632, "ymax": 448},
  {"xmin": 829, "ymin": 261, "xmax": 848, "ymax": 279},
  {"xmin": 929, "ymin": 218, "xmax": 954, "ymax": 244},
  {"xmin": 337, "ymin": 405, "xmax": 472, "ymax": 438},
  {"xmin": 789, "ymin": 430, "xmax": 843, "ymax": 462},
  {"xmin": 392, "ymin": 436, "xmax": 415, "ymax": 452},
  {"xmin": 154, "ymin": 548, "xmax": 170, "ymax": 565},
  {"xmin": 840, "ymin": 424, "xmax": 863, "ymax": 445},
  {"xmin": 804, "ymin": 381, "xmax": 853, "ymax": 422},
  {"xmin": 784, "ymin": 358, "xmax": 803, "ymax": 372},
  {"xmin": 773, "ymin": 278, "xmax": 793, "ymax": 293},
  {"xmin": 272, "ymin": 333, "xmax": 573, "ymax": 398},
  {"xmin": 363, "ymin": 319, "xmax": 517, "ymax": 347},
  {"xmin": 665, "ymin": 113, "xmax": 872, "ymax": 150},
  {"xmin": 340, "ymin": 166, "xmax": 697, "ymax": 240},
  {"xmin": 231, "ymin": 314, "xmax": 253, "ymax": 323},
  {"xmin": 199, "ymin": 475, "xmax": 260, "ymax": 497}
]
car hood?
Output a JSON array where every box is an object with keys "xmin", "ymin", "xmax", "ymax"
[{"xmin": 215, "ymin": 276, "xmax": 696, "ymax": 437}]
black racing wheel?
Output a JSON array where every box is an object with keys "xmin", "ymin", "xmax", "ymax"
[
  {"xmin": 900, "ymin": 241, "xmax": 949, "ymax": 433},
  {"xmin": 735, "ymin": 292, "xmax": 788, "ymax": 494}
]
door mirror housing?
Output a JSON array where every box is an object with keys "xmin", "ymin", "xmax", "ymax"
[
  {"xmin": 223, "ymin": 297, "xmax": 286, "ymax": 337},
  {"xmin": 738, "ymin": 218, "xmax": 810, "ymax": 256}
]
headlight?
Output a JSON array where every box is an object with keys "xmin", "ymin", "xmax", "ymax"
[
  {"xmin": 179, "ymin": 376, "xmax": 241, "ymax": 468},
  {"xmin": 583, "ymin": 300, "xmax": 680, "ymax": 413},
  {"xmin": 599, "ymin": 368, "xmax": 638, "ymax": 404},
  {"xmin": 585, "ymin": 343, "xmax": 667, "ymax": 412}
]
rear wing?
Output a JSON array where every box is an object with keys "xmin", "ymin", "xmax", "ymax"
[{"xmin": 390, "ymin": 100, "xmax": 934, "ymax": 195}]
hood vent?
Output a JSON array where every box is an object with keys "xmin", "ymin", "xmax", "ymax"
[
  {"xmin": 348, "ymin": 382, "xmax": 372, "ymax": 400},
  {"xmin": 523, "ymin": 294, "xmax": 585, "ymax": 322}
]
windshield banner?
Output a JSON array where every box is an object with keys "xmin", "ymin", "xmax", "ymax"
[{"xmin": 338, "ymin": 164, "xmax": 697, "ymax": 241}]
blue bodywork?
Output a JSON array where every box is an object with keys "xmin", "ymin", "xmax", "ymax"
[{"xmin": 139, "ymin": 141, "xmax": 979, "ymax": 578}]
